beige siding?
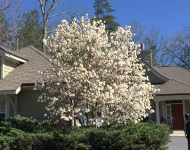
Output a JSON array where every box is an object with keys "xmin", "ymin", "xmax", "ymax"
[
  {"xmin": 139, "ymin": 50, "xmax": 151, "ymax": 66},
  {"xmin": 150, "ymin": 100, "xmax": 156, "ymax": 121},
  {"xmin": 144, "ymin": 69, "xmax": 165, "ymax": 84},
  {"xmin": 4, "ymin": 59, "xmax": 16, "ymax": 77},
  {"xmin": 9, "ymin": 96, "xmax": 15, "ymax": 117},
  {"xmin": 0, "ymin": 60, "xmax": 1, "ymax": 78},
  {"xmin": 159, "ymin": 101, "xmax": 163, "ymax": 119},
  {"xmin": 18, "ymin": 90, "xmax": 47, "ymax": 121},
  {"xmin": 185, "ymin": 100, "xmax": 190, "ymax": 114}
]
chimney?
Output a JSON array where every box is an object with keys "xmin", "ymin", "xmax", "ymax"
[{"xmin": 141, "ymin": 43, "xmax": 145, "ymax": 50}]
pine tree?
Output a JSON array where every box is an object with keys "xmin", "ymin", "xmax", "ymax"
[
  {"xmin": 93, "ymin": 0, "xmax": 120, "ymax": 32},
  {"xmin": 18, "ymin": 9, "xmax": 43, "ymax": 50}
]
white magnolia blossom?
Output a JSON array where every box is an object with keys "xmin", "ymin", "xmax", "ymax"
[{"xmin": 35, "ymin": 15, "xmax": 157, "ymax": 126}]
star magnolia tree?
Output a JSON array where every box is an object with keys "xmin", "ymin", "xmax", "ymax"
[{"xmin": 35, "ymin": 15, "xmax": 157, "ymax": 126}]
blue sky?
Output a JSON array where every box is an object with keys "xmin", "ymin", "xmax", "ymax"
[{"xmin": 25, "ymin": 0, "xmax": 190, "ymax": 36}]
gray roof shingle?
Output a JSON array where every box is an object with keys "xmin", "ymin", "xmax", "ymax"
[
  {"xmin": 0, "ymin": 47, "xmax": 190, "ymax": 96},
  {"xmin": 153, "ymin": 66, "xmax": 190, "ymax": 95},
  {"xmin": 155, "ymin": 79, "xmax": 190, "ymax": 95},
  {"xmin": 0, "ymin": 46, "xmax": 50, "ymax": 93}
]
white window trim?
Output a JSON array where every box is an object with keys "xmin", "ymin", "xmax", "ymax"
[
  {"xmin": 1, "ymin": 57, "xmax": 4, "ymax": 78},
  {"xmin": 165, "ymin": 104, "xmax": 172, "ymax": 124}
]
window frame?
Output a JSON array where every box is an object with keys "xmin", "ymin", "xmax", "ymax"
[{"xmin": 0, "ymin": 99, "xmax": 6, "ymax": 121}]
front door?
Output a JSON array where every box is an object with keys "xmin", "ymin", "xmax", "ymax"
[{"xmin": 171, "ymin": 104, "xmax": 184, "ymax": 130}]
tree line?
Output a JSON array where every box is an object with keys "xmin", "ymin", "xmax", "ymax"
[{"xmin": 0, "ymin": 0, "xmax": 189, "ymax": 69}]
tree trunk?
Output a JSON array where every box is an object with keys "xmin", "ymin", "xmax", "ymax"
[{"xmin": 42, "ymin": 20, "xmax": 48, "ymax": 52}]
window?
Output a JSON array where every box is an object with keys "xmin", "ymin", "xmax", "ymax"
[
  {"xmin": 0, "ymin": 99, "xmax": 5, "ymax": 122},
  {"xmin": 166, "ymin": 100, "xmax": 182, "ymax": 104},
  {"xmin": 166, "ymin": 105, "xmax": 172, "ymax": 124}
]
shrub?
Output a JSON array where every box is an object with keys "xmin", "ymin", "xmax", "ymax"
[
  {"xmin": 0, "ymin": 116, "xmax": 170, "ymax": 150},
  {"xmin": 2, "ymin": 115, "xmax": 41, "ymax": 133}
]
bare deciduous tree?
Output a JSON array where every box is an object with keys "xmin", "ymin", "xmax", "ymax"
[
  {"xmin": 161, "ymin": 28, "xmax": 190, "ymax": 69},
  {"xmin": 0, "ymin": 0, "xmax": 13, "ymax": 11},
  {"xmin": 128, "ymin": 21, "xmax": 145, "ymax": 43},
  {"xmin": 38, "ymin": 0, "xmax": 76, "ymax": 52},
  {"xmin": 128, "ymin": 22, "xmax": 164, "ymax": 66},
  {"xmin": 0, "ymin": 0, "xmax": 17, "ymax": 47}
]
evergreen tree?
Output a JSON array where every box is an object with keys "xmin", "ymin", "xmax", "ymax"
[
  {"xmin": 18, "ymin": 9, "xmax": 42, "ymax": 50},
  {"xmin": 93, "ymin": 0, "xmax": 120, "ymax": 32}
]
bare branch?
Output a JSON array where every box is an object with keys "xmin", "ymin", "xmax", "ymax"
[
  {"xmin": 39, "ymin": 0, "xmax": 45, "ymax": 15},
  {"xmin": 0, "ymin": 0, "xmax": 13, "ymax": 11},
  {"xmin": 57, "ymin": 0, "xmax": 65, "ymax": 6},
  {"xmin": 46, "ymin": 0, "xmax": 56, "ymax": 19},
  {"xmin": 48, "ymin": 12, "xmax": 77, "ymax": 19}
]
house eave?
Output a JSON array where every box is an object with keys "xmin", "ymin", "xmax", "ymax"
[
  {"xmin": 0, "ymin": 86, "xmax": 21, "ymax": 95},
  {"xmin": 0, "ymin": 49, "xmax": 27, "ymax": 63},
  {"xmin": 4, "ymin": 53, "xmax": 27, "ymax": 63},
  {"xmin": 140, "ymin": 59, "xmax": 168, "ymax": 82},
  {"xmin": 155, "ymin": 93, "xmax": 190, "ymax": 96}
]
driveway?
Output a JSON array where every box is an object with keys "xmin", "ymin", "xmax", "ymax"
[{"xmin": 167, "ymin": 131, "xmax": 188, "ymax": 150}]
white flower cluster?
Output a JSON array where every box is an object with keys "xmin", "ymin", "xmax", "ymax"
[{"xmin": 35, "ymin": 15, "xmax": 157, "ymax": 126}]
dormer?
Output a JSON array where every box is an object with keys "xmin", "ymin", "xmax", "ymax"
[{"xmin": 0, "ymin": 48, "xmax": 27, "ymax": 79}]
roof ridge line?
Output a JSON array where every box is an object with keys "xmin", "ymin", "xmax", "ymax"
[
  {"xmin": 28, "ymin": 46, "xmax": 51, "ymax": 62},
  {"xmin": 140, "ymin": 59, "xmax": 168, "ymax": 81},
  {"xmin": 174, "ymin": 66, "xmax": 190, "ymax": 73},
  {"xmin": 170, "ymin": 79, "xmax": 190, "ymax": 88},
  {"xmin": 158, "ymin": 79, "xmax": 190, "ymax": 89},
  {"xmin": 156, "ymin": 65, "xmax": 190, "ymax": 73}
]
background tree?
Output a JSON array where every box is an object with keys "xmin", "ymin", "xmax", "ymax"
[
  {"xmin": 36, "ymin": 16, "xmax": 156, "ymax": 126},
  {"xmin": 18, "ymin": 9, "xmax": 42, "ymax": 50},
  {"xmin": 129, "ymin": 22, "xmax": 164, "ymax": 67},
  {"xmin": 0, "ymin": 12, "xmax": 13, "ymax": 46},
  {"xmin": 0, "ymin": 0, "xmax": 16, "ymax": 47},
  {"xmin": 143, "ymin": 26, "xmax": 164, "ymax": 67},
  {"xmin": 128, "ymin": 21, "xmax": 145, "ymax": 43},
  {"xmin": 92, "ymin": 0, "xmax": 120, "ymax": 32},
  {"xmin": 0, "ymin": 0, "xmax": 12, "ymax": 11},
  {"xmin": 0, "ymin": 0, "xmax": 25, "ymax": 50},
  {"xmin": 161, "ymin": 27, "xmax": 190, "ymax": 69},
  {"xmin": 37, "ymin": 0, "xmax": 77, "ymax": 52}
]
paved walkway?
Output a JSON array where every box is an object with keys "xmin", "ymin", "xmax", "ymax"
[{"xmin": 167, "ymin": 130, "xmax": 188, "ymax": 150}]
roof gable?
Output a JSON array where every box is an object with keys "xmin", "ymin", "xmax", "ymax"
[
  {"xmin": 0, "ymin": 46, "xmax": 27, "ymax": 63},
  {"xmin": 0, "ymin": 46, "xmax": 50, "ymax": 94}
]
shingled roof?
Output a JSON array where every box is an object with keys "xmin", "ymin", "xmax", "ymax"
[
  {"xmin": 0, "ymin": 46, "xmax": 190, "ymax": 96},
  {"xmin": 154, "ymin": 66, "xmax": 190, "ymax": 95},
  {"xmin": 0, "ymin": 46, "xmax": 50, "ymax": 94}
]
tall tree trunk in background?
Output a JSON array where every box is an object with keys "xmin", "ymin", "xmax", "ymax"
[
  {"xmin": 42, "ymin": 20, "xmax": 48, "ymax": 52},
  {"xmin": 38, "ymin": 0, "xmax": 76, "ymax": 52}
]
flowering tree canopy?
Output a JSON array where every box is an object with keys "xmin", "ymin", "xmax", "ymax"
[{"xmin": 35, "ymin": 15, "xmax": 157, "ymax": 126}]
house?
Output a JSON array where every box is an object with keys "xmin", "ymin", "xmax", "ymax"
[
  {"xmin": 0, "ymin": 46, "xmax": 49, "ymax": 121},
  {"xmin": 0, "ymin": 45, "xmax": 189, "ymax": 130},
  {"xmin": 139, "ymin": 49, "xmax": 190, "ymax": 130}
]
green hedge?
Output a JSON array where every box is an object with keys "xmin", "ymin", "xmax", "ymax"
[{"xmin": 0, "ymin": 116, "xmax": 170, "ymax": 150}]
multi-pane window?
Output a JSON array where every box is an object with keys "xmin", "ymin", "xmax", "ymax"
[
  {"xmin": 0, "ymin": 99, "xmax": 5, "ymax": 122},
  {"xmin": 166, "ymin": 100, "xmax": 182, "ymax": 104}
]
